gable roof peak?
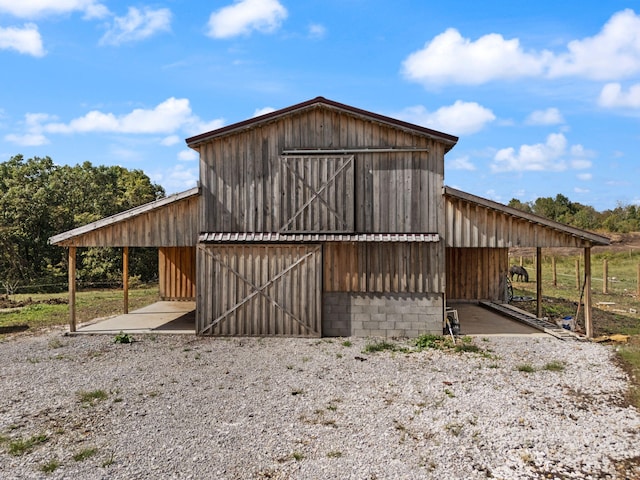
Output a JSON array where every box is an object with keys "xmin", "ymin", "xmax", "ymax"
[{"xmin": 185, "ymin": 96, "xmax": 458, "ymax": 150}]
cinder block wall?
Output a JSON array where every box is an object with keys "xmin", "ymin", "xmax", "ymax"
[{"xmin": 323, "ymin": 292, "xmax": 443, "ymax": 338}]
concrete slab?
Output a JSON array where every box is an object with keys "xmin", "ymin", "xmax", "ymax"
[
  {"xmin": 449, "ymin": 303, "xmax": 548, "ymax": 337},
  {"xmin": 73, "ymin": 301, "xmax": 196, "ymax": 335}
]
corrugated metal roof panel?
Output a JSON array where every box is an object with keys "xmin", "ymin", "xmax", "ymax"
[{"xmin": 199, "ymin": 233, "xmax": 440, "ymax": 243}]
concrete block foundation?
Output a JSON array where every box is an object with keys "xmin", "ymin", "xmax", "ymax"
[{"xmin": 323, "ymin": 292, "xmax": 443, "ymax": 338}]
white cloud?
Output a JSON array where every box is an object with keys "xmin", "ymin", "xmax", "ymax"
[
  {"xmin": 253, "ymin": 107, "xmax": 276, "ymax": 117},
  {"xmin": 0, "ymin": 24, "xmax": 45, "ymax": 56},
  {"xmin": 574, "ymin": 187, "xmax": 590, "ymax": 193},
  {"xmin": 447, "ymin": 155, "xmax": 476, "ymax": 171},
  {"xmin": 491, "ymin": 133, "xmax": 596, "ymax": 174},
  {"xmin": 161, "ymin": 135, "xmax": 181, "ymax": 146},
  {"xmin": 0, "ymin": 0, "xmax": 109, "ymax": 19},
  {"xmin": 308, "ymin": 23, "xmax": 326, "ymax": 39},
  {"xmin": 525, "ymin": 108, "xmax": 564, "ymax": 125},
  {"xmin": 4, "ymin": 133, "xmax": 49, "ymax": 146},
  {"xmin": 45, "ymin": 97, "xmax": 193, "ymax": 134},
  {"xmin": 577, "ymin": 173, "xmax": 593, "ymax": 181},
  {"xmin": 178, "ymin": 149, "xmax": 198, "ymax": 161},
  {"xmin": 598, "ymin": 82, "xmax": 640, "ymax": 108},
  {"xmin": 491, "ymin": 133, "xmax": 569, "ymax": 172},
  {"xmin": 402, "ymin": 28, "xmax": 549, "ymax": 85},
  {"xmin": 548, "ymin": 9, "xmax": 640, "ymax": 80},
  {"xmin": 403, "ymin": 9, "xmax": 640, "ymax": 86},
  {"xmin": 396, "ymin": 101, "xmax": 495, "ymax": 135},
  {"xmin": 207, "ymin": 0, "xmax": 287, "ymax": 39},
  {"xmin": 186, "ymin": 118, "xmax": 225, "ymax": 137},
  {"xmin": 100, "ymin": 7, "xmax": 171, "ymax": 46},
  {"xmin": 10, "ymin": 98, "xmax": 225, "ymax": 144},
  {"xmin": 4, "ymin": 112, "xmax": 54, "ymax": 145},
  {"xmin": 152, "ymin": 164, "xmax": 198, "ymax": 193}
]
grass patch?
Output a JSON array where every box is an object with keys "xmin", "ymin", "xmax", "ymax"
[
  {"xmin": 8, "ymin": 434, "xmax": 48, "ymax": 456},
  {"xmin": 40, "ymin": 458, "xmax": 60, "ymax": 473},
  {"xmin": 292, "ymin": 451, "xmax": 304, "ymax": 461},
  {"xmin": 78, "ymin": 389, "xmax": 108, "ymax": 404},
  {"xmin": 73, "ymin": 447, "xmax": 98, "ymax": 462},
  {"xmin": 114, "ymin": 331, "xmax": 133, "ymax": 344},
  {"xmin": 617, "ymin": 343, "xmax": 640, "ymax": 408},
  {"xmin": 516, "ymin": 363, "xmax": 536, "ymax": 373},
  {"xmin": 543, "ymin": 360, "xmax": 566, "ymax": 372},
  {"xmin": 341, "ymin": 340, "xmax": 353, "ymax": 347},
  {"xmin": 327, "ymin": 450, "xmax": 342, "ymax": 458},
  {"xmin": 363, "ymin": 340, "xmax": 399, "ymax": 353}
]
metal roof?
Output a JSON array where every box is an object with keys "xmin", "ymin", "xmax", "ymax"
[
  {"xmin": 199, "ymin": 232, "xmax": 440, "ymax": 243},
  {"xmin": 186, "ymin": 96, "xmax": 458, "ymax": 152}
]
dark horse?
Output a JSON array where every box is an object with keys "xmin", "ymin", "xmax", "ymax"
[{"xmin": 509, "ymin": 265, "xmax": 529, "ymax": 282}]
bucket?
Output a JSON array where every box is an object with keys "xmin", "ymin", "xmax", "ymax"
[{"xmin": 562, "ymin": 316, "xmax": 573, "ymax": 330}]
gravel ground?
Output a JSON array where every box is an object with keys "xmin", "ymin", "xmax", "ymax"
[{"xmin": 1, "ymin": 330, "xmax": 639, "ymax": 480}]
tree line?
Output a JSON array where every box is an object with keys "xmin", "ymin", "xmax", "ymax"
[
  {"xmin": 0, "ymin": 155, "xmax": 164, "ymax": 293},
  {"xmin": 508, "ymin": 193, "xmax": 640, "ymax": 233}
]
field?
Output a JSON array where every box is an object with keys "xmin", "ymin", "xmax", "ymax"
[{"xmin": 0, "ymin": 286, "xmax": 160, "ymax": 335}]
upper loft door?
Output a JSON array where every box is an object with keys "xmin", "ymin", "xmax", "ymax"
[{"xmin": 277, "ymin": 155, "xmax": 354, "ymax": 233}]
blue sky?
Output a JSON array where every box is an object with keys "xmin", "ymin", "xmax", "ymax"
[{"xmin": 1, "ymin": 1, "xmax": 639, "ymax": 211}]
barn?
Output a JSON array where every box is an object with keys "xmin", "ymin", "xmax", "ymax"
[{"xmin": 49, "ymin": 97, "xmax": 609, "ymax": 337}]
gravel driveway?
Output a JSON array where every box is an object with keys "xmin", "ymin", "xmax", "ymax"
[{"xmin": 1, "ymin": 330, "xmax": 639, "ymax": 479}]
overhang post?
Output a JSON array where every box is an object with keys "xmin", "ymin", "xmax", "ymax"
[
  {"xmin": 68, "ymin": 246, "xmax": 76, "ymax": 332},
  {"xmin": 536, "ymin": 247, "xmax": 542, "ymax": 318},
  {"xmin": 123, "ymin": 246, "xmax": 129, "ymax": 314},
  {"xmin": 584, "ymin": 247, "xmax": 593, "ymax": 338}
]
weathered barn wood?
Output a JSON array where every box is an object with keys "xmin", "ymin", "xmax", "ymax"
[
  {"xmin": 445, "ymin": 187, "xmax": 608, "ymax": 248},
  {"xmin": 159, "ymin": 247, "xmax": 196, "ymax": 300},
  {"xmin": 190, "ymin": 98, "xmax": 455, "ymax": 235},
  {"xmin": 323, "ymin": 242, "xmax": 443, "ymax": 294},
  {"xmin": 446, "ymin": 248, "xmax": 509, "ymax": 301},
  {"xmin": 197, "ymin": 244, "xmax": 322, "ymax": 336},
  {"xmin": 49, "ymin": 188, "xmax": 199, "ymax": 247}
]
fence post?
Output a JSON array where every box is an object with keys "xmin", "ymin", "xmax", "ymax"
[
  {"xmin": 519, "ymin": 255, "xmax": 523, "ymax": 267},
  {"xmin": 575, "ymin": 258, "xmax": 580, "ymax": 290},
  {"xmin": 552, "ymin": 256, "xmax": 557, "ymax": 287},
  {"xmin": 603, "ymin": 258, "xmax": 608, "ymax": 294}
]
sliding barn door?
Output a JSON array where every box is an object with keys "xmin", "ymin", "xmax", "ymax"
[{"xmin": 198, "ymin": 244, "xmax": 322, "ymax": 336}]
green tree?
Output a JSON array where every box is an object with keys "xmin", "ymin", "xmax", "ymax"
[{"xmin": 0, "ymin": 155, "xmax": 165, "ymax": 291}]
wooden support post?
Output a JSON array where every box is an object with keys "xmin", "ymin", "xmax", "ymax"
[
  {"xmin": 551, "ymin": 256, "xmax": 557, "ymax": 287},
  {"xmin": 123, "ymin": 246, "xmax": 129, "ymax": 314},
  {"xmin": 603, "ymin": 258, "xmax": 608, "ymax": 294},
  {"xmin": 585, "ymin": 247, "xmax": 593, "ymax": 338},
  {"xmin": 519, "ymin": 255, "xmax": 523, "ymax": 267},
  {"xmin": 575, "ymin": 258, "xmax": 580, "ymax": 290},
  {"xmin": 536, "ymin": 247, "xmax": 543, "ymax": 318},
  {"xmin": 68, "ymin": 247, "xmax": 76, "ymax": 333}
]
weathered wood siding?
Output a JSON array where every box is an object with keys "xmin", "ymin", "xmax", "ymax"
[
  {"xmin": 323, "ymin": 242, "xmax": 444, "ymax": 294},
  {"xmin": 446, "ymin": 247, "xmax": 509, "ymax": 301},
  {"xmin": 199, "ymin": 105, "xmax": 445, "ymax": 234},
  {"xmin": 55, "ymin": 195, "xmax": 200, "ymax": 247},
  {"xmin": 159, "ymin": 247, "xmax": 196, "ymax": 300},
  {"xmin": 197, "ymin": 244, "xmax": 322, "ymax": 336},
  {"xmin": 445, "ymin": 194, "xmax": 595, "ymax": 248}
]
